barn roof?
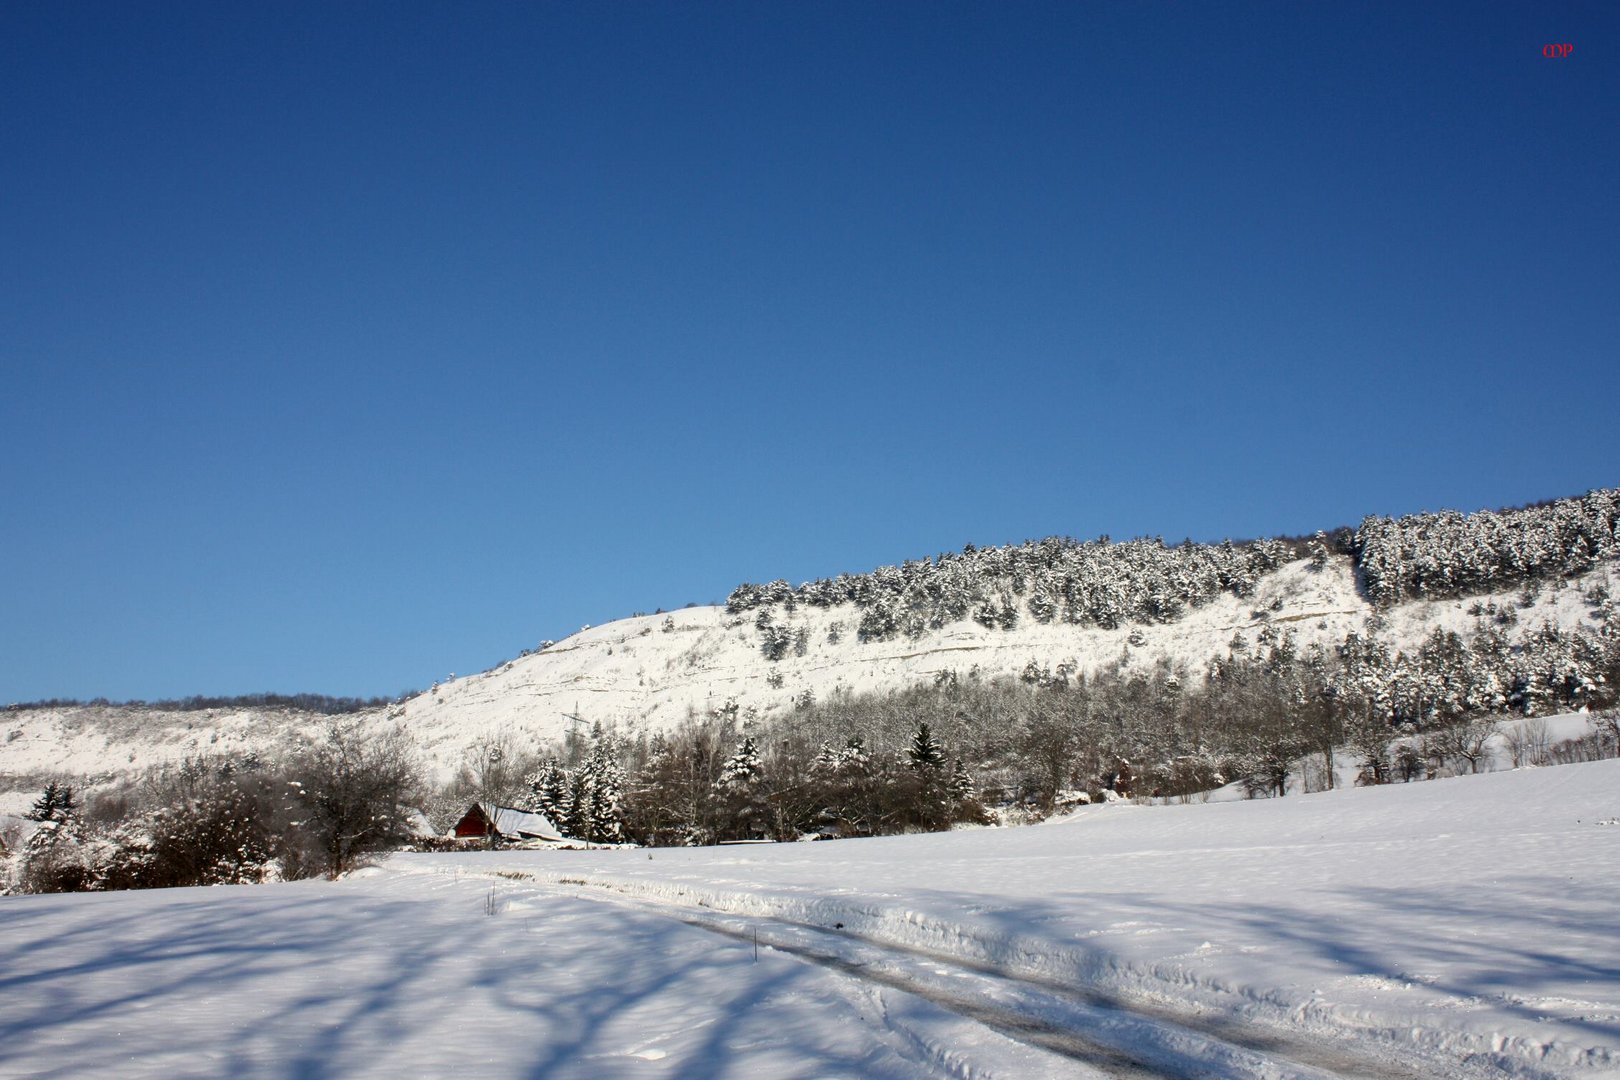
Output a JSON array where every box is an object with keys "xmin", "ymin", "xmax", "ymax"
[{"xmin": 483, "ymin": 803, "xmax": 565, "ymax": 842}]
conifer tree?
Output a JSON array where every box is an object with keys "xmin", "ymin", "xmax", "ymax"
[
  {"xmin": 15, "ymin": 809, "xmax": 90, "ymax": 893},
  {"xmin": 1308, "ymin": 531, "xmax": 1331, "ymax": 570},
  {"xmin": 715, "ymin": 737, "xmax": 767, "ymax": 839},
  {"xmin": 905, "ymin": 723, "xmax": 949, "ymax": 830},
  {"xmin": 25, "ymin": 781, "xmax": 77, "ymax": 823},
  {"xmin": 718, "ymin": 736, "xmax": 763, "ymax": 788},
  {"xmin": 585, "ymin": 746, "xmax": 625, "ymax": 842},
  {"xmin": 946, "ymin": 759, "xmax": 983, "ymax": 824},
  {"xmin": 906, "ymin": 723, "xmax": 946, "ymax": 773},
  {"xmin": 561, "ymin": 772, "xmax": 589, "ymax": 840},
  {"xmin": 524, "ymin": 758, "xmax": 570, "ymax": 822}
]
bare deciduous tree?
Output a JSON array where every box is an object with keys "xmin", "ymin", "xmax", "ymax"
[
  {"xmin": 1503, "ymin": 718, "xmax": 1551, "ymax": 768},
  {"xmin": 286, "ymin": 719, "xmax": 421, "ymax": 878},
  {"xmin": 1594, "ymin": 709, "xmax": 1620, "ymax": 758},
  {"xmin": 1433, "ymin": 719, "xmax": 1498, "ymax": 775}
]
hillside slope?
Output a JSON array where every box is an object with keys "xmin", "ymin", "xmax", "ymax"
[{"xmin": 4, "ymin": 556, "xmax": 1614, "ymax": 789}]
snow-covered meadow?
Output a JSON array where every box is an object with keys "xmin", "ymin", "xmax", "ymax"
[{"xmin": 4, "ymin": 758, "xmax": 1617, "ymax": 1079}]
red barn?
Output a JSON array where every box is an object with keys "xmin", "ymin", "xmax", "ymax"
[{"xmin": 451, "ymin": 803, "xmax": 565, "ymax": 843}]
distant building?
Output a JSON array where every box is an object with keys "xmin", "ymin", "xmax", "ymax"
[{"xmin": 450, "ymin": 803, "xmax": 565, "ymax": 843}]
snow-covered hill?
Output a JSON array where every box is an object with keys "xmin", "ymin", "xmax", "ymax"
[{"xmin": 3, "ymin": 556, "xmax": 1615, "ymax": 790}]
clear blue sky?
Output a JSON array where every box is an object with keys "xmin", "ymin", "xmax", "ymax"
[{"xmin": 3, "ymin": 2, "xmax": 1616, "ymax": 702}]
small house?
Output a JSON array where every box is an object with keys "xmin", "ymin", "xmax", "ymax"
[{"xmin": 450, "ymin": 803, "xmax": 565, "ymax": 843}]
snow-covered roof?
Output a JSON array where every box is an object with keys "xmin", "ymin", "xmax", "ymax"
[{"xmin": 484, "ymin": 804, "xmax": 564, "ymax": 842}]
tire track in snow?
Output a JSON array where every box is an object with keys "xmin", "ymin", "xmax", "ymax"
[
  {"xmin": 645, "ymin": 906, "xmax": 1433, "ymax": 1080},
  {"xmin": 487, "ymin": 871, "xmax": 1429, "ymax": 1080},
  {"xmin": 677, "ymin": 914, "xmax": 1205, "ymax": 1079}
]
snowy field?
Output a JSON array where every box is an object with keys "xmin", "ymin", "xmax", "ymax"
[{"xmin": 3, "ymin": 760, "xmax": 1618, "ymax": 1079}]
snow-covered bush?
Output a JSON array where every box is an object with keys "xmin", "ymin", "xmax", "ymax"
[{"xmin": 5, "ymin": 755, "xmax": 324, "ymax": 894}]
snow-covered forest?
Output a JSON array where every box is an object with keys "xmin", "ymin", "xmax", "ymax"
[
  {"xmin": 728, "ymin": 488, "xmax": 1620, "ymax": 651},
  {"xmin": 728, "ymin": 532, "xmax": 1298, "ymax": 643},
  {"xmin": 469, "ymin": 601, "xmax": 1619, "ymax": 849},
  {"xmin": 1356, "ymin": 488, "xmax": 1620, "ymax": 606}
]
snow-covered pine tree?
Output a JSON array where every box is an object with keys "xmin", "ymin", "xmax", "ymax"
[
  {"xmin": 14, "ymin": 805, "xmax": 90, "ymax": 893},
  {"xmin": 945, "ymin": 759, "xmax": 982, "ymax": 823},
  {"xmin": 714, "ymin": 737, "xmax": 767, "ymax": 840},
  {"xmin": 717, "ymin": 736, "xmax": 762, "ymax": 788},
  {"xmin": 904, "ymin": 722, "xmax": 950, "ymax": 830},
  {"xmin": 907, "ymin": 723, "xmax": 946, "ymax": 772},
  {"xmin": 25, "ymin": 781, "xmax": 77, "ymax": 823},
  {"xmin": 809, "ymin": 742, "xmax": 839, "ymax": 777},
  {"xmin": 1308, "ymin": 531, "xmax": 1330, "ymax": 571},
  {"xmin": 820, "ymin": 736, "xmax": 877, "ymax": 835},
  {"xmin": 524, "ymin": 758, "xmax": 570, "ymax": 822},
  {"xmin": 588, "ymin": 753, "xmax": 626, "ymax": 843},
  {"xmin": 560, "ymin": 772, "xmax": 589, "ymax": 840},
  {"xmin": 837, "ymin": 735, "xmax": 872, "ymax": 776}
]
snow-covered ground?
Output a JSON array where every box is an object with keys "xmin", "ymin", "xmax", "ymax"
[
  {"xmin": 4, "ymin": 558, "xmax": 1614, "ymax": 788},
  {"xmin": 0, "ymin": 872, "xmax": 1084, "ymax": 1079},
  {"xmin": 4, "ymin": 759, "xmax": 1617, "ymax": 1078}
]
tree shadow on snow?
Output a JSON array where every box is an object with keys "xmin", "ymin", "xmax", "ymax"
[
  {"xmin": 0, "ymin": 880, "xmax": 941, "ymax": 1079},
  {"xmin": 908, "ymin": 877, "xmax": 1620, "ymax": 1051}
]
